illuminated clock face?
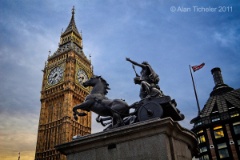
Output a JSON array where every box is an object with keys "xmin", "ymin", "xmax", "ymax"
[
  {"xmin": 77, "ymin": 69, "xmax": 88, "ymax": 85},
  {"xmin": 48, "ymin": 67, "xmax": 64, "ymax": 85}
]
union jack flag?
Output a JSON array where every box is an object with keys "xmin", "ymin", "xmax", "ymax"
[{"xmin": 192, "ymin": 63, "xmax": 205, "ymax": 72}]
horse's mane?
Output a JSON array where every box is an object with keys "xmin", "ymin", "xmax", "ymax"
[{"xmin": 93, "ymin": 75, "xmax": 110, "ymax": 95}]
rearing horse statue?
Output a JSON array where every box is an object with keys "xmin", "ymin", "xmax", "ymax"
[{"xmin": 72, "ymin": 75, "xmax": 130, "ymax": 129}]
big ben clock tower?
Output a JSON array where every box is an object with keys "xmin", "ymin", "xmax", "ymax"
[{"xmin": 35, "ymin": 7, "xmax": 92, "ymax": 160}]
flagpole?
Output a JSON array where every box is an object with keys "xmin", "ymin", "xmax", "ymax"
[{"xmin": 189, "ymin": 65, "xmax": 201, "ymax": 115}]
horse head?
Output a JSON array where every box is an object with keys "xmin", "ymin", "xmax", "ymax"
[
  {"xmin": 83, "ymin": 75, "xmax": 110, "ymax": 95},
  {"xmin": 83, "ymin": 75, "xmax": 100, "ymax": 87}
]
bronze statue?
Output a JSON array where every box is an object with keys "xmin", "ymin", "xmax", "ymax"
[
  {"xmin": 126, "ymin": 58, "xmax": 163, "ymax": 99},
  {"xmin": 72, "ymin": 75, "xmax": 130, "ymax": 129},
  {"xmin": 73, "ymin": 59, "xmax": 185, "ymax": 131}
]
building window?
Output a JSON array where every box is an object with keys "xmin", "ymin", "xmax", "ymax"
[
  {"xmin": 197, "ymin": 130, "xmax": 204, "ymax": 134},
  {"xmin": 230, "ymin": 113, "xmax": 239, "ymax": 118},
  {"xmin": 195, "ymin": 121, "xmax": 202, "ymax": 127},
  {"xmin": 217, "ymin": 143, "xmax": 229, "ymax": 159},
  {"xmin": 213, "ymin": 126, "xmax": 224, "ymax": 139},
  {"xmin": 200, "ymin": 154, "xmax": 210, "ymax": 160},
  {"xmin": 198, "ymin": 135, "xmax": 206, "ymax": 143},
  {"xmin": 211, "ymin": 117, "xmax": 220, "ymax": 122},
  {"xmin": 233, "ymin": 122, "xmax": 240, "ymax": 135},
  {"xmin": 200, "ymin": 146, "xmax": 208, "ymax": 153}
]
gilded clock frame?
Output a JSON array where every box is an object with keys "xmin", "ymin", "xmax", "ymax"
[
  {"xmin": 75, "ymin": 62, "xmax": 90, "ymax": 88},
  {"xmin": 46, "ymin": 63, "xmax": 65, "ymax": 88}
]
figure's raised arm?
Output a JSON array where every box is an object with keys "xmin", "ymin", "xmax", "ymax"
[{"xmin": 126, "ymin": 58, "xmax": 145, "ymax": 68}]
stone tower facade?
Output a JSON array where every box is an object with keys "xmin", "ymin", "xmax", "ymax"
[
  {"xmin": 191, "ymin": 68, "xmax": 240, "ymax": 160},
  {"xmin": 35, "ymin": 8, "xmax": 92, "ymax": 160}
]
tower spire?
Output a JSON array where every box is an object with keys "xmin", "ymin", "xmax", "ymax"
[
  {"xmin": 61, "ymin": 6, "xmax": 81, "ymax": 37},
  {"xmin": 58, "ymin": 7, "xmax": 83, "ymax": 51},
  {"xmin": 72, "ymin": 6, "xmax": 75, "ymax": 15}
]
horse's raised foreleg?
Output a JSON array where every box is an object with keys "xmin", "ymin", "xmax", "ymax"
[{"xmin": 72, "ymin": 99, "xmax": 94, "ymax": 121}]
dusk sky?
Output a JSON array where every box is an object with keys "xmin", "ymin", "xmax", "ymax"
[{"xmin": 0, "ymin": 0, "xmax": 239, "ymax": 159}]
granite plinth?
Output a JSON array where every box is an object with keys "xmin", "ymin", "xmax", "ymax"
[{"xmin": 55, "ymin": 118, "xmax": 198, "ymax": 160}]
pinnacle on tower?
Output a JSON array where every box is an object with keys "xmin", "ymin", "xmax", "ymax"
[
  {"xmin": 210, "ymin": 67, "xmax": 233, "ymax": 96},
  {"xmin": 57, "ymin": 7, "xmax": 83, "ymax": 54},
  {"xmin": 211, "ymin": 67, "xmax": 224, "ymax": 86},
  {"xmin": 62, "ymin": 6, "xmax": 81, "ymax": 38}
]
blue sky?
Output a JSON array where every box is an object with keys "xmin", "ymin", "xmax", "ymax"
[{"xmin": 0, "ymin": 0, "xmax": 239, "ymax": 159}]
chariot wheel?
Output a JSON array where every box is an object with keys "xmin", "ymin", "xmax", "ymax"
[{"xmin": 137, "ymin": 102, "xmax": 163, "ymax": 121}]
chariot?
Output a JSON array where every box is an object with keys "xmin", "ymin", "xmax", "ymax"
[{"xmin": 97, "ymin": 95, "xmax": 185, "ymax": 129}]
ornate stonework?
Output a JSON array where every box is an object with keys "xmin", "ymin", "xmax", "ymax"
[{"xmin": 35, "ymin": 7, "xmax": 92, "ymax": 160}]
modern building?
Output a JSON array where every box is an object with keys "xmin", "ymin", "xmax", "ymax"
[
  {"xmin": 35, "ymin": 7, "xmax": 93, "ymax": 160},
  {"xmin": 191, "ymin": 67, "xmax": 240, "ymax": 160}
]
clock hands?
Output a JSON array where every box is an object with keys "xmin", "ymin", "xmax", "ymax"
[
  {"xmin": 48, "ymin": 67, "xmax": 64, "ymax": 85},
  {"xmin": 53, "ymin": 73, "xmax": 58, "ymax": 79},
  {"xmin": 77, "ymin": 69, "xmax": 88, "ymax": 84}
]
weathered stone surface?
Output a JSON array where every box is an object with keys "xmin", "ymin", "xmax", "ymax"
[{"xmin": 56, "ymin": 118, "xmax": 197, "ymax": 160}]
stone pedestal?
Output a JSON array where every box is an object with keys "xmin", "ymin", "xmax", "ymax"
[{"xmin": 55, "ymin": 118, "xmax": 198, "ymax": 160}]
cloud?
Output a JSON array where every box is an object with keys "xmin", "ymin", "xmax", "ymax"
[
  {"xmin": 213, "ymin": 27, "xmax": 240, "ymax": 50},
  {"xmin": 0, "ymin": 112, "xmax": 38, "ymax": 159}
]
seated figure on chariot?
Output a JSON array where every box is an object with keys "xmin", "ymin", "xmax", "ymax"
[{"xmin": 126, "ymin": 58, "xmax": 164, "ymax": 99}]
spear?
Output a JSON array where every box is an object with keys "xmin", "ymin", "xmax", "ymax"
[{"xmin": 132, "ymin": 64, "xmax": 140, "ymax": 77}]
